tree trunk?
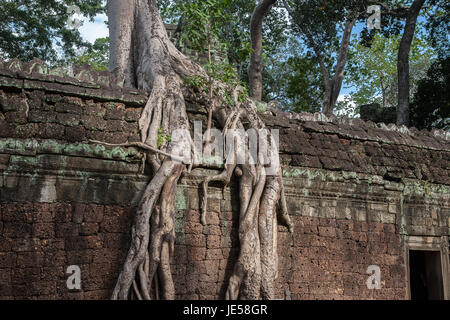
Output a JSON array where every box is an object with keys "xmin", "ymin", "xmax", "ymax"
[
  {"xmin": 321, "ymin": 81, "xmax": 333, "ymax": 115},
  {"xmin": 248, "ymin": 0, "xmax": 277, "ymax": 101},
  {"xmin": 380, "ymin": 74, "xmax": 387, "ymax": 109},
  {"xmin": 107, "ymin": 0, "xmax": 136, "ymax": 88},
  {"xmin": 322, "ymin": 19, "xmax": 356, "ymax": 116},
  {"xmin": 108, "ymin": 0, "xmax": 203, "ymax": 300},
  {"xmin": 106, "ymin": 0, "xmax": 292, "ymax": 300},
  {"xmin": 397, "ymin": 0, "xmax": 425, "ymax": 126},
  {"xmin": 281, "ymin": 0, "xmax": 355, "ymax": 116}
]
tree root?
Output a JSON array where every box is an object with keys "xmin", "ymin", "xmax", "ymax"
[
  {"xmin": 108, "ymin": 0, "xmax": 292, "ymax": 301},
  {"xmin": 88, "ymin": 139, "xmax": 187, "ymax": 164},
  {"xmin": 201, "ymin": 165, "xmax": 236, "ymax": 225}
]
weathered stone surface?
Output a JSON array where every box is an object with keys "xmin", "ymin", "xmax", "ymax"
[{"xmin": 0, "ymin": 61, "xmax": 448, "ymax": 301}]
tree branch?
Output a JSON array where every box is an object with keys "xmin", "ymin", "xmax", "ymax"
[
  {"xmin": 282, "ymin": 0, "xmax": 331, "ymax": 86},
  {"xmin": 329, "ymin": 18, "xmax": 356, "ymax": 107},
  {"xmin": 248, "ymin": 0, "xmax": 277, "ymax": 101}
]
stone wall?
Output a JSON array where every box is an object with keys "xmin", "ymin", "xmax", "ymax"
[
  {"xmin": 0, "ymin": 59, "xmax": 449, "ymax": 300},
  {"xmin": 359, "ymin": 103, "xmax": 397, "ymax": 125}
]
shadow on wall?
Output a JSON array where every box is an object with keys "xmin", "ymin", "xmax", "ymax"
[{"xmin": 359, "ymin": 103, "xmax": 397, "ymax": 125}]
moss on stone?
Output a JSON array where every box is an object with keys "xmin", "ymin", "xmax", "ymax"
[{"xmin": 0, "ymin": 138, "xmax": 143, "ymax": 162}]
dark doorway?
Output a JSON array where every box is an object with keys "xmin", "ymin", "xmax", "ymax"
[{"xmin": 409, "ymin": 250, "xmax": 444, "ymax": 300}]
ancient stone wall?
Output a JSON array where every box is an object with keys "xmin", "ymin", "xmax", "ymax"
[
  {"xmin": 0, "ymin": 59, "xmax": 449, "ymax": 300},
  {"xmin": 359, "ymin": 103, "xmax": 397, "ymax": 125}
]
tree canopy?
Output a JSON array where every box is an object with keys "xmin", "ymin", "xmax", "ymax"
[
  {"xmin": 347, "ymin": 30, "xmax": 435, "ymax": 110},
  {"xmin": 0, "ymin": 0, "xmax": 448, "ymax": 130},
  {"xmin": 410, "ymin": 56, "xmax": 450, "ymax": 130},
  {"xmin": 0, "ymin": 0, "xmax": 105, "ymax": 64}
]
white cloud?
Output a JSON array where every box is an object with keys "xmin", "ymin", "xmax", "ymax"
[{"xmin": 79, "ymin": 14, "xmax": 109, "ymax": 44}]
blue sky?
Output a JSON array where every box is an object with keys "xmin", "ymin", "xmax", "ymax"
[{"xmin": 79, "ymin": 14, "xmax": 109, "ymax": 44}]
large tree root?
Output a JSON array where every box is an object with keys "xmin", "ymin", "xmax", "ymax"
[{"xmin": 107, "ymin": 0, "xmax": 293, "ymax": 300}]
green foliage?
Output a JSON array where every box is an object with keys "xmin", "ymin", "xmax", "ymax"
[
  {"xmin": 334, "ymin": 95, "xmax": 357, "ymax": 118},
  {"xmin": 410, "ymin": 57, "xmax": 450, "ymax": 130},
  {"xmin": 424, "ymin": 0, "xmax": 450, "ymax": 59},
  {"xmin": 4, "ymin": 0, "xmax": 445, "ymax": 124},
  {"xmin": 263, "ymin": 39, "xmax": 323, "ymax": 113},
  {"xmin": 72, "ymin": 37, "xmax": 109, "ymax": 71},
  {"xmin": 223, "ymin": 0, "xmax": 288, "ymax": 86},
  {"xmin": 222, "ymin": 91, "xmax": 235, "ymax": 106},
  {"xmin": 167, "ymin": 0, "xmax": 251, "ymax": 106},
  {"xmin": 283, "ymin": 56, "xmax": 323, "ymax": 113},
  {"xmin": 280, "ymin": 0, "xmax": 369, "ymax": 113},
  {"xmin": 160, "ymin": 0, "xmax": 288, "ymax": 98},
  {"xmin": 157, "ymin": 128, "xmax": 172, "ymax": 149},
  {"xmin": 256, "ymin": 102, "xmax": 267, "ymax": 113},
  {"xmin": 158, "ymin": 0, "xmax": 182, "ymax": 25},
  {"xmin": 183, "ymin": 75, "xmax": 209, "ymax": 92},
  {"xmin": 183, "ymin": 50, "xmax": 245, "ymax": 106},
  {"xmin": 173, "ymin": 0, "xmax": 232, "ymax": 52},
  {"xmin": 0, "ymin": 0, "xmax": 105, "ymax": 64},
  {"xmin": 204, "ymin": 60, "xmax": 239, "ymax": 87},
  {"xmin": 209, "ymin": 60, "xmax": 249, "ymax": 106},
  {"xmin": 285, "ymin": 0, "xmax": 366, "ymax": 57},
  {"xmin": 238, "ymin": 87, "xmax": 249, "ymax": 103},
  {"xmin": 359, "ymin": 0, "xmax": 406, "ymax": 47},
  {"xmin": 347, "ymin": 31, "xmax": 436, "ymax": 109}
]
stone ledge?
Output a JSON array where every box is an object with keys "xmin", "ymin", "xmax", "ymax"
[
  {"xmin": 262, "ymin": 108, "xmax": 450, "ymax": 143},
  {"xmin": 0, "ymin": 59, "xmax": 148, "ymax": 106},
  {"xmin": 0, "ymin": 139, "xmax": 143, "ymax": 162},
  {"xmin": 0, "ymin": 172, "xmax": 149, "ymax": 206},
  {"xmin": 262, "ymin": 113, "xmax": 450, "ymax": 152}
]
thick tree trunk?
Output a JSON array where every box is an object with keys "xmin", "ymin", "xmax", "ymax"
[
  {"xmin": 321, "ymin": 82, "xmax": 332, "ymax": 115},
  {"xmin": 106, "ymin": 0, "xmax": 292, "ymax": 300},
  {"xmin": 397, "ymin": 0, "xmax": 425, "ymax": 126},
  {"xmin": 248, "ymin": 0, "xmax": 277, "ymax": 101},
  {"xmin": 108, "ymin": 0, "xmax": 199, "ymax": 300},
  {"xmin": 107, "ymin": 0, "xmax": 136, "ymax": 88},
  {"xmin": 322, "ymin": 19, "xmax": 355, "ymax": 116}
]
